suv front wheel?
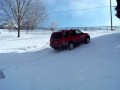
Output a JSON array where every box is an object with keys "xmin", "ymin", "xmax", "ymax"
[{"xmin": 85, "ymin": 37, "xmax": 90, "ymax": 44}]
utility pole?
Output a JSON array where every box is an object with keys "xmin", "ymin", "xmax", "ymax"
[{"xmin": 110, "ymin": 0, "xmax": 113, "ymax": 31}]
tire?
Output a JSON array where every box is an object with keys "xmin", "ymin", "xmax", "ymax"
[
  {"xmin": 68, "ymin": 42, "xmax": 74, "ymax": 50},
  {"xmin": 85, "ymin": 37, "xmax": 90, "ymax": 44}
]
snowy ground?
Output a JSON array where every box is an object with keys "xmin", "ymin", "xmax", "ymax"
[
  {"xmin": 0, "ymin": 30, "xmax": 52, "ymax": 53},
  {"xmin": 0, "ymin": 29, "xmax": 120, "ymax": 90}
]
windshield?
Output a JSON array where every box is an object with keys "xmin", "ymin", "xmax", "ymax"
[{"xmin": 51, "ymin": 32, "xmax": 62, "ymax": 39}]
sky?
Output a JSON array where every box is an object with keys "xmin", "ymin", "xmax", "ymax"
[{"xmin": 42, "ymin": 0, "xmax": 120, "ymax": 27}]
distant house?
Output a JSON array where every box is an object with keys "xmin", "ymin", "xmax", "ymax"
[{"xmin": 1, "ymin": 23, "xmax": 17, "ymax": 30}]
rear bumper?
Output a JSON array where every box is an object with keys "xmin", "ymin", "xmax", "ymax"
[
  {"xmin": 50, "ymin": 43, "xmax": 68, "ymax": 49},
  {"xmin": 50, "ymin": 45, "xmax": 62, "ymax": 49}
]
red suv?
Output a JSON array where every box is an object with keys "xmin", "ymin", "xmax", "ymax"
[{"xmin": 50, "ymin": 29, "xmax": 90, "ymax": 50}]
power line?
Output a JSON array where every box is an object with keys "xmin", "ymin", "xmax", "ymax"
[{"xmin": 48, "ymin": 6, "xmax": 114, "ymax": 14}]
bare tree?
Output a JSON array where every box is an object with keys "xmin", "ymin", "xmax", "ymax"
[
  {"xmin": 0, "ymin": 0, "xmax": 47, "ymax": 37},
  {"xmin": 22, "ymin": 1, "xmax": 47, "ymax": 30},
  {"xmin": 49, "ymin": 21, "xmax": 58, "ymax": 32}
]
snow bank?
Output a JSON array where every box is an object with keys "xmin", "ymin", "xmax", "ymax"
[{"xmin": 0, "ymin": 29, "xmax": 52, "ymax": 53}]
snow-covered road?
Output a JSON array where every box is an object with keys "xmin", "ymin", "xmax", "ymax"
[{"xmin": 0, "ymin": 30, "xmax": 120, "ymax": 90}]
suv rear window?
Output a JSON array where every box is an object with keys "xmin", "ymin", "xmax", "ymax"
[{"xmin": 51, "ymin": 32, "xmax": 62, "ymax": 39}]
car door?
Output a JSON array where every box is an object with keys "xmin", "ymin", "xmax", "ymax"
[
  {"xmin": 62, "ymin": 31, "xmax": 69, "ymax": 45},
  {"xmin": 75, "ymin": 30, "xmax": 85, "ymax": 43},
  {"xmin": 69, "ymin": 30, "xmax": 79, "ymax": 43}
]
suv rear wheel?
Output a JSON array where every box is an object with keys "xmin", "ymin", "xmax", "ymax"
[{"xmin": 68, "ymin": 42, "xmax": 74, "ymax": 50}]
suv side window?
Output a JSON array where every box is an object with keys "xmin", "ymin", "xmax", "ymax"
[
  {"xmin": 63, "ymin": 31, "xmax": 69, "ymax": 38},
  {"xmin": 75, "ymin": 30, "xmax": 82, "ymax": 34},
  {"xmin": 51, "ymin": 32, "xmax": 62, "ymax": 39},
  {"xmin": 70, "ymin": 30, "xmax": 76, "ymax": 36}
]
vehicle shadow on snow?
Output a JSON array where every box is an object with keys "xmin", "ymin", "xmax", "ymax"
[{"xmin": 0, "ymin": 69, "xmax": 5, "ymax": 79}]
